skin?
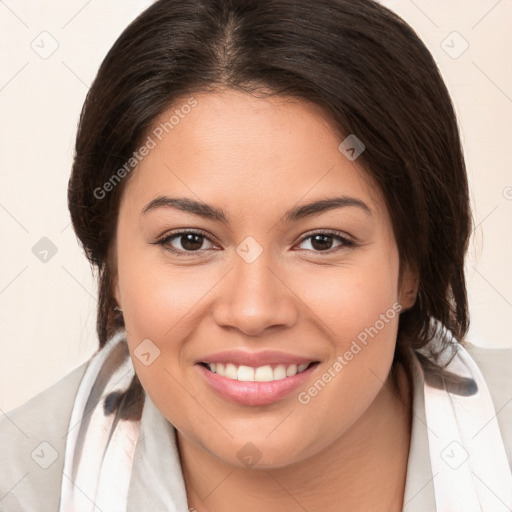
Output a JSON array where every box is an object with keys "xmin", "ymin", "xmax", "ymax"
[{"xmin": 114, "ymin": 88, "xmax": 418, "ymax": 512}]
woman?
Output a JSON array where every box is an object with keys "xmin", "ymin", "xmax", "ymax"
[{"xmin": 1, "ymin": 0, "xmax": 511, "ymax": 510}]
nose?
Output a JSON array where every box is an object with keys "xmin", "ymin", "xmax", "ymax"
[{"xmin": 211, "ymin": 250, "xmax": 299, "ymax": 336}]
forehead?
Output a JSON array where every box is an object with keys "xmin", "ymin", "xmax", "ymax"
[{"xmin": 122, "ymin": 89, "xmax": 385, "ymax": 218}]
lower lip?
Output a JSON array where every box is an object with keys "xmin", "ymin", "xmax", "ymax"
[{"xmin": 197, "ymin": 363, "xmax": 318, "ymax": 406}]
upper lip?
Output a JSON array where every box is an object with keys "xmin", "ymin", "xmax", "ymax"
[{"xmin": 197, "ymin": 350, "xmax": 318, "ymax": 367}]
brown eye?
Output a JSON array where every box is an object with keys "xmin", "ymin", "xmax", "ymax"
[
  {"xmin": 297, "ymin": 231, "xmax": 355, "ymax": 253},
  {"xmin": 310, "ymin": 234, "xmax": 335, "ymax": 251},
  {"xmin": 176, "ymin": 233, "xmax": 205, "ymax": 251},
  {"xmin": 155, "ymin": 230, "xmax": 217, "ymax": 255}
]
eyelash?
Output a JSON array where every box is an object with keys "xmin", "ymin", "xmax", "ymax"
[{"xmin": 153, "ymin": 229, "xmax": 356, "ymax": 257}]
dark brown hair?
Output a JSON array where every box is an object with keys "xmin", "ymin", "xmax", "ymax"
[{"xmin": 68, "ymin": 0, "xmax": 471, "ymax": 391}]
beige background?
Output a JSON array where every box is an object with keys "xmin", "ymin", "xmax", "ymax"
[{"xmin": 1, "ymin": 0, "xmax": 511, "ymax": 411}]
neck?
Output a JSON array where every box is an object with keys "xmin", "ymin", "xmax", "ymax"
[{"xmin": 178, "ymin": 362, "xmax": 413, "ymax": 512}]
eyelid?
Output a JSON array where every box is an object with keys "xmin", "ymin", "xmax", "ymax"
[{"xmin": 297, "ymin": 229, "xmax": 355, "ymax": 245}]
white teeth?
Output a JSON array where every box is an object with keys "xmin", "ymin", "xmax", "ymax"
[
  {"xmin": 254, "ymin": 365, "xmax": 274, "ymax": 382},
  {"xmin": 273, "ymin": 364, "xmax": 287, "ymax": 380},
  {"xmin": 206, "ymin": 362, "xmax": 312, "ymax": 382},
  {"xmin": 225, "ymin": 363, "xmax": 238, "ymax": 380},
  {"xmin": 237, "ymin": 365, "xmax": 255, "ymax": 382},
  {"xmin": 286, "ymin": 364, "xmax": 298, "ymax": 377}
]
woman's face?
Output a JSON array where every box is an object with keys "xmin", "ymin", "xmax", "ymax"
[{"xmin": 114, "ymin": 89, "xmax": 417, "ymax": 468}]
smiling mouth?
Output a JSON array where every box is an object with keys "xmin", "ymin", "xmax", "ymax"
[{"xmin": 199, "ymin": 361, "xmax": 319, "ymax": 382}]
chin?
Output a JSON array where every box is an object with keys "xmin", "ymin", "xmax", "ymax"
[{"xmin": 204, "ymin": 429, "xmax": 321, "ymax": 470}]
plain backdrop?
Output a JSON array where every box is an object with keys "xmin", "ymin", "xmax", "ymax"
[{"xmin": 1, "ymin": 0, "xmax": 511, "ymax": 411}]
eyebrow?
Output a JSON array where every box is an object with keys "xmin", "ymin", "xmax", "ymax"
[{"xmin": 141, "ymin": 195, "xmax": 372, "ymax": 223}]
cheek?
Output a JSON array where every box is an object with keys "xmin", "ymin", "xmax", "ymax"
[
  {"xmin": 287, "ymin": 248, "xmax": 401, "ymax": 346},
  {"xmin": 287, "ymin": 246, "xmax": 401, "ymax": 406},
  {"xmin": 116, "ymin": 236, "xmax": 216, "ymax": 339},
  {"xmin": 288, "ymin": 265, "xmax": 401, "ymax": 458},
  {"xmin": 115, "ymin": 248, "xmax": 213, "ymax": 430}
]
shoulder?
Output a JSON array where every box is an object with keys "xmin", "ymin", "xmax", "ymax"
[
  {"xmin": 461, "ymin": 341, "xmax": 512, "ymax": 468},
  {"xmin": 0, "ymin": 360, "xmax": 90, "ymax": 512},
  {"xmin": 462, "ymin": 340, "xmax": 512, "ymax": 395}
]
